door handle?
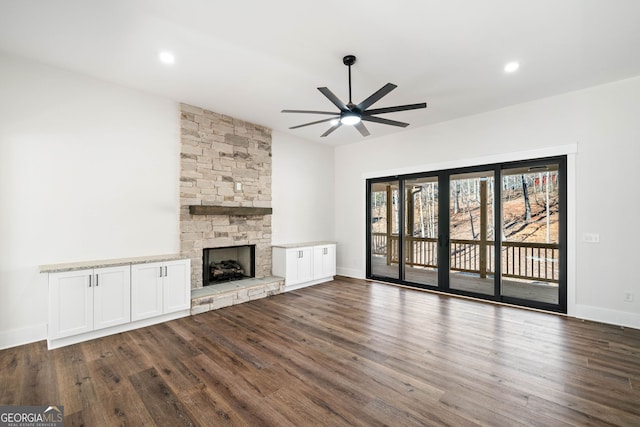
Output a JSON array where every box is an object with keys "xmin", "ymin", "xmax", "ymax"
[
  {"xmin": 95, "ymin": 274, "xmax": 99, "ymax": 286},
  {"xmin": 89, "ymin": 274, "xmax": 92, "ymax": 287},
  {"xmin": 159, "ymin": 266, "xmax": 163, "ymax": 277},
  {"xmin": 164, "ymin": 266, "xmax": 168, "ymax": 277}
]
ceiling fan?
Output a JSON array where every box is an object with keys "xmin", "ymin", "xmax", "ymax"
[{"xmin": 282, "ymin": 55, "xmax": 427, "ymax": 137}]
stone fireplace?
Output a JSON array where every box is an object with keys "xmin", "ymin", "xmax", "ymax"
[{"xmin": 179, "ymin": 103, "xmax": 273, "ymax": 289}]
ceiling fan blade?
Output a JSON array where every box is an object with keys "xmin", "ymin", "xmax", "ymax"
[
  {"xmin": 364, "ymin": 102, "xmax": 427, "ymax": 115},
  {"xmin": 354, "ymin": 121, "xmax": 370, "ymax": 137},
  {"xmin": 321, "ymin": 122, "xmax": 342, "ymax": 137},
  {"xmin": 356, "ymin": 83, "xmax": 397, "ymax": 111},
  {"xmin": 318, "ymin": 87, "xmax": 348, "ymax": 111},
  {"xmin": 361, "ymin": 115, "xmax": 409, "ymax": 128},
  {"xmin": 281, "ymin": 109, "xmax": 339, "ymax": 115},
  {"xmin": 289, "ymin": 117, "xmax": 338, "ymax": 130}
]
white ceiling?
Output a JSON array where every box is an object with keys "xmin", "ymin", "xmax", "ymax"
[{"xmin": 1, "ymin": 0, "xmax": 640, "ymax": 146}]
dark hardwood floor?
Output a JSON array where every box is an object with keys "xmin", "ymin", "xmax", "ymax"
[{"xmin": 2, "ymin": 277, "xmax": 640, "ymax": 426}]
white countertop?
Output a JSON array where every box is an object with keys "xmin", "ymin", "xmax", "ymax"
[
  {"xmin": 40, "ymin": 254, "xmax": 186, "ymax": 273},
  {"xmin": 271, "ymin": 241, "xmax": 336, "ymax": 249}
]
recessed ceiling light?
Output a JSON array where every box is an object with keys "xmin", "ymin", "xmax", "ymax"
[
  {"xmin": 504, "ymin": 61, "xmax": 519, "ymax": 73},
  {"xmin": 159, "ymin": 51, "xmax": 175, "ymax": 65}
]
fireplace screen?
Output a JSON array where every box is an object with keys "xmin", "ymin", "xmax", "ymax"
[{"xmin": 203, "ymin": 245, "xmax": 255, "ymax": 286}]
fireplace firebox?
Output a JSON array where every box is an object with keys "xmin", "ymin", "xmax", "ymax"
[{"xmin": 202, "ymin": 245, "xmax": 255, "ymax": 286}]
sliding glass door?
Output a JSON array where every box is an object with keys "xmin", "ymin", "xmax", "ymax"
[
  {"xmin": 404, "ymin": 176, "xmax": 439, "ymax": 286},
  {"xmin": 448, "ymin": 170, "xmax": 496, "ymax": 296},
  {"xmin": 499, "ymin": 161, "xmax": 564, "ymax": 306},
  {"xmin": 366, "ymin": 156, "xmax": 566, "ymax": 313},
  {"xmin": 369, "ymin": 179, "xmax": 401, "ymax": 280}
]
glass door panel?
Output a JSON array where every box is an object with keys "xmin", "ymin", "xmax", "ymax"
[
  {"xmin": 500, "ymin": 163, "xmax": 560, "ymax": 304},
  {"xmin": 370, "ymin": 180, "xmax": 401, "ymax": 280},
  {"xmin": 404, "ymin": 177, "xmax": 439, "ymax": 286},
  {"xmin": 449, "ymin": 171, "xmax": 496, "ymax": 296}
]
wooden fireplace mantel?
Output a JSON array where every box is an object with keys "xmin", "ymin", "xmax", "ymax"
[{"xmin": 189, "ymin": 205, "xmax": 272, "ymax": 216}]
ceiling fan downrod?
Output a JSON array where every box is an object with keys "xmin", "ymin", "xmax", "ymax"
[{"xmin": 343, "ymin": 55, "xmax": 356, "ymax": 106}]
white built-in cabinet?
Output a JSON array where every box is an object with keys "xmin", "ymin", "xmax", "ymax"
[
  {"xmin": 48, "ymin": 265, "xmax": 131, "ymax": 340},
  {"xmin": 273, "ymin": 242, "xmax": 336, "ymax": 290},
  {"xmin": 45, "ymin": 257, "xmax": 190, "ymax": 349},
  {"xmin": 131, "ymin": 260, "xmax": 191, "ymax": 321}
]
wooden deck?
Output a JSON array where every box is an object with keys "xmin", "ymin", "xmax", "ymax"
[
  {"xmin": 372, "ymin": 255, "xmax": 559, "ymax": 304},
  {"xmin": 1, "ymin": 277, "xmax": 639, "ymax": 426}
]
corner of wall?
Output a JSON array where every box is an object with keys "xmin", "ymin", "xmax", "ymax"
[{"xmin": 0, "ymin": 324, "xmax": 47, "ymax": 351}]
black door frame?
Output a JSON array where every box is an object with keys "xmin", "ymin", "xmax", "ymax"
[{"xmin": 366, "ymin": 155, "xmax": 567, "ymax": 314}]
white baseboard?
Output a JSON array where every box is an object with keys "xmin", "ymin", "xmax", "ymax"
[
  {"xmin": 336, "ymin": 267, "xmax": 365, "ymax": 279},
  {"xmin": 0, "ymin": 323, "xmax": 47, "ymax": 350},
  {"xmin": 573, "ymin": 304, "xmax": 640, "ymax": 330}
]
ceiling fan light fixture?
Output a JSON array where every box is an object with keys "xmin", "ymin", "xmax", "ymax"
[{"xmin": 340, "ymin": 112, "xmax": 361, "ymax": 125}]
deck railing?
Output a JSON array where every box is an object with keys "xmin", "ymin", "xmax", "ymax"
[{"xmin": 372, "ymin": 233, "xmax": 559, "ymax": 283}]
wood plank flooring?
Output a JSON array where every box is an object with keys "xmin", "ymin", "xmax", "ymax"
[{"xmin": 2, "ymin": 277, "xmax": 640, "ymax": 426}]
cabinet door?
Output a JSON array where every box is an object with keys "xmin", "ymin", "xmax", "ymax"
[
  {"xmin": 297, "ymin": 247, "xmax": 314, "ymax": 283},
  {"xmin": 285, "ymin": 248, "xmax": 313, "ymax": 285},
  {"xmin": 49, "ymin": 269, "xmax": 93, "ymax": 339},
  {"xmin": 163, "ymin": 259, "xmax": 191, "ymax": 314},
  {"xmin": 314, "ymin": 245, "xmax": 336, "ymax": 279},
  {"xmin": 285, "ymin": 249, "xmax": 302, "ymax": 285},
  {"xmin": 324, "ymin": 245, "xmax": 336, "ymax": 277},
  {"xmin": 131, "ymin": 262, "xmax": 163, "ymax": 321},
  {"xmin": 93, "ymin": 265, "xmax": 131, "ymax": 330}
]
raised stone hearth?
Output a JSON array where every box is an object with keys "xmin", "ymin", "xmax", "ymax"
[
  {"xmin": 179, "ymin": 103, "xmax": 274, "ymax": 309},
  {"xmin": 190, "ymin": 276, "xmax": 284, "ymax": 315}
]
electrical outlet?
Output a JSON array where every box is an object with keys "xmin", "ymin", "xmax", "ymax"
[
  {"xmin": 235, "ymin": 182, "xmax": 242, "ymax": 191},
  {"xmin": 583, "ymin": 233, "xmax": 600, "ymax": 243},
  {"xmin": 624, "ymin": 292, "xmax": 634, "ymax": 302}
]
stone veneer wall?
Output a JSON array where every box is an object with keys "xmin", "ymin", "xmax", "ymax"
[{"xmin": 179, "ymin": 103, "xmax": 272, "ymax": 288}]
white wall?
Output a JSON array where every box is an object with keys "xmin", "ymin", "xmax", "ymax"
[
  {"xmin": 0, "ymin": 53, "xmax": 180, "ymax": 348},
  {"xmin": 334, "ymin": 75, "xmax": 640, "ymax": 329},
  {"xmin": 2, "ymin": 51, "xmax": 639, "ymax": 349},
  {"xmin": 272, "ymin": 131, "xmax": 335, "ymax": 245}
]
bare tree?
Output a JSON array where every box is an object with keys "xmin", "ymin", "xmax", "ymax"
[
  {"xmin": 453, "ymin": 181, "xmax": 460, "ymax": 214},
  {"xmin": 521, "ymin": 174, "xmax": 532, "ymax": 222}
]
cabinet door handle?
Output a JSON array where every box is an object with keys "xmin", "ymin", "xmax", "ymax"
[
  {"xmin": 95, "ymin": 274, "xmax": 99, "ymax": 286},
  {"xmin": 160, "ymin": 266, "xmax": 163, "ymax": 277},
  {"xmin": 164, "ymin": 266, "xmax": 168, "ymax": 277},
  {"xmin": 89, "ymin": 274, "xmax": 92, "ymax": 287}
]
